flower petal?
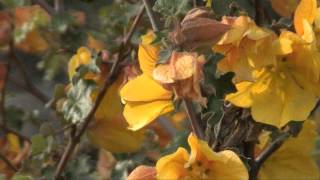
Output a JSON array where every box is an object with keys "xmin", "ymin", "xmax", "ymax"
[
  {"xmin": 258, "ymin": 121, "xmax": 320, "ymax": 180},
  {"xmin": 120, "ymin": 74, "xmax": 172, "ymax": 102},
  {"xmin": 123, "ymin": 100, "xmax": 174, "ymax": 131},
  {"xmin": 87, "ymin": 117, "xmax": 145, "ymax": 153},
  {"xmin": 228, "ymin": 68, "xmax": 318, "ymax": 128},
  {"xmin": 294, "ymin": 0, "xmax": 317, "ymax": 36},
  {"xmin": 156, "ymin": 148, "xmax": 189, "ymax": 180},
  {"xmin": 138, "ymin": 31, "xmax": 160, "ymax": 76},
  {"xmin": 187, "ymin": 134, "xmax": 249, "ymax": 180}
]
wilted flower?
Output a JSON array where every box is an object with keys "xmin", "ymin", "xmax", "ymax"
[{"xmin": 153, "ymin": 51, "xmax": 207, "ymax": 105}]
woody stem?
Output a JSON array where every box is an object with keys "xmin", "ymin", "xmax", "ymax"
[
  {"xmin": 142, "ymin": 0, "xmax": 205, "ymax": 139},
  {"xmin": 249, "ymin": 133, "xmax": 289, "ymax": 180},
  {"xmin": 53, "ymin": 5, "xmax": 145, "ymax": 179},
  {"xmin": 184, "ymin": 99, "xmax": 205, "ymax": 140}
]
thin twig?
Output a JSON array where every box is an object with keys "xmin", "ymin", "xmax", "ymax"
[
  {"xmin": 249, "ymin": 133, "xmax": 289, "ymax": 180},
  {"xmin": 142, "ymin": 0, "xmax": 159, "ymax": 32},
  {"xmin": 32, "ymin": 0, "xmax": 55, "ymax": 15},
  {"xmin": 10, "ymin": 50, "xmax": 49, "ymax": 104},
  {"xmin": 75, "ymin": 5, "xmax": 145, "ymax": 141},
  {"xmin": 0, "ymin": 61, "xmax": 10, "ymax": 127},
  {"xmin": 0, "ymin": 152, "xmax": 18, "ymax": 172},
  {"xmin": 53, "ymin": 6, "xmax": 145, "ymax": 179},
  {"xmin": 254, "ymin": 0, "xmax": 263, "ymax": 26},
  {"xmin": 8, "ymin": 77, "xmax": 48, "ymax": 104},
  {"xmin": 142, "ymin": 0, "xmax": 205, "ymax": 139}
]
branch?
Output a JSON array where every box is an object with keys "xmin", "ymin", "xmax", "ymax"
[
  {"xmin": 53, "ymin": 6, "xmax": 145, "ymax": 179},
  {"xmin": 254, "ymin": 0, "xmax": 263, "ymax": 26},
  {"xmin": 9, "ymin": 50, "xmax": 49, "ymax": 104},
  {"xmin": 249, "ymin": 133, "xmax": 289, "ymax": 180},
  {"xmin": 0, "ymin": 152, "xmax": 18, "ymax": 172},
  {"xmin": 184, "ymin": 100, "xmax": 205, "ymax": 139},
  {"xmin": 8, "ymin": 77, "xmax": 48, "ymax": 104},
  {"xmin": 0, "ymin": 58, "xmax": 10, "ymax": 127}
]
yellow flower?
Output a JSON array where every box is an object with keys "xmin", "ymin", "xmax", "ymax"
[
  {"xmin": 258, "ymin": 120, "xmax": 320, "ymax": 180},
  {"xmin": 68, "ymin": 47, "xmax": 94, "ymax": 80},
  {"xmin": 87, "ymin": 73, "xmax": 145, "ymax": 153},
  {"xmin": 226, "ymin": 66, "xmax": 318, "ymax": 128},
  {"xmin": 277, "ymin": 21, "xmax": 320, "ymax": 88},
  {"xmin": 223, "ymin": 8, "xmax": 320, "ymax": 128},
  {"xmin": 120, "ymin": 31, "xmax": 174, "ymax": 131},
  {"xmin": 68, "ymin": 47, "xmax": 145, "ymax": 153},
  {"xmin": 156, "ymin": 134, "xmax": 248, "ymax": 180},
  {"xmin": 214, "ymin": 16, "xmax": 277, "ymax": 82}
]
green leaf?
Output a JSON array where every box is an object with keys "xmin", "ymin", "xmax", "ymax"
[
  {"xmin": 153, "ymin": 0, "xmax": 190, "ymax": 18},
  {"xmin": 236, "ymin": 0, "xmax": 255, "ymax": 18},
  {"xmin": 31, "ymin": 134, "xmax": 48, "ymax": 155},
  {"xmin": 62, "ymin": 49, "xmax": 101, "ymax": 124},
  {"xmin": 204, "ymin": 53, "xmax": 235, "ymax": 98},
  {"xmin": 65, "ymin": 155, "xmax": 101, "ymax": 180},
  {"xmin": 39, "ymin": 122, "xmax": 55, "ymax": 136},
  {"xmin": 45, "ymin": 84, "xmax": 66, "ymax": 109},
  {"xmin": 50, "ymin": 14, "xmax": 73, "ymax": 33},
  {"xmin": 62, "ymin": 79, "xmax": 97, "ymax": 124},
  {"xmin": 212, "ymin": 0, "xmax": 255, "ymax": 18},
  {"xmin": 157, "ymin": 49, "xmax": 172, "ymax": 64},
  {"xmin": 151, "ymin": 30, "xmax": 169, "ymax": 45},
  {"xmin": 212, "ymin": 0, "xmax": 233, "ymax": 16}
]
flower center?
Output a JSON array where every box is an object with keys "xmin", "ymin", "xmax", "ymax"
[{"xmin": 184, "ymin": 160, "xmax": 211, "ymax": 179}]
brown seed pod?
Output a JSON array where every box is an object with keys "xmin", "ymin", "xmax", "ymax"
[{"xmin": 170, "ymin": 8, "xmax": 230, "ymax": 49}]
